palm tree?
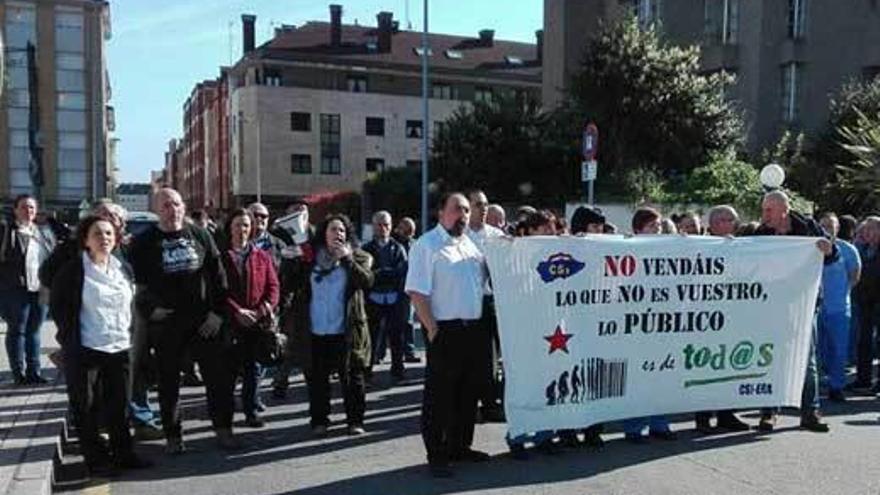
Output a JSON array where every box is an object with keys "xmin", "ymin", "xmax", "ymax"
[{"xmin": 835, "ymin": 108, "xmax": 880, "ymax": 214}]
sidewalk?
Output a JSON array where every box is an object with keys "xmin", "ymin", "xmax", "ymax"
[{"xmin": 0, "ymin": 321, "xmax": 67, "ymax": 495}]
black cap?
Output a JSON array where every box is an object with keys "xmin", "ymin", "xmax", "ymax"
[{"xmin": 570, "ymin": 206, "xmax": 605, "ymax": 235}]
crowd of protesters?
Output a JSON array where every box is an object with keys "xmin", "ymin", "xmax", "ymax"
[{"xmin": 2, "ymin": 186, "xmax": 880, "ymax": 479}]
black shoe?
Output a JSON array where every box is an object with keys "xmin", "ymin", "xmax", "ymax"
[
  {"xmin": 558, "ymin": 431, "xmax": 580, "ymax": 449},
  {"xmin": 828, "ymin": 390, "xmax": 847, "ymax": 403},
  {"xmin": 479, "ymin": 407, "xmax": 506, "ymax": 423},
  {"xmin": 649, "ymin": 429, "xmax": 677, "ymax": 441},
  {"xmin": 271, "ymin": 387, "xmax": 287, "ymax": 400},
  {"xmin": 536, "ymin": 439, "xmax": 563, "ymax": 456},
  {"xmin": 245, "ymin": 414, "xmax": 266, "ymax": 428},
  {"xmin": 429, "ymin": 462, "xmax": 453, "ymax": 478},
  {"xmin": 26, "ymin": 374, "xmax": 49, "ymax": 385},
  {"xmin": 717, "ymin": 415, "xmax": 751, "ymax": 432},
  {"xmin": 800, "ymin": 412, "xmax": 830, "ymax": 433},
  {"xmin": 451, "ymin": 448, "xmax": 490, "ymax": 462},
  {"xmin": 695, "ymin": 419, "xmax": 714, "ymax": 435},
  {"xmin": 404, "ymin": 354, "xmax": 421, "ymax": 364},
  {"xmin": 12, "ymin": 373, "xmax": 27, "ymax": 386},
  {"xmin": 114, "ymin": 453, "xmax": 153, "ymax": 470},
  {"xmin": 624, "ymin": 433, "xmax": 648, "ymax": 444},
  {"xmin": 583, "ymin": 429, "xmax": 605, "ymax": 448},
  {"xmin": 87, "ymin": 462, "xmax": 120, "ymax": 478},
  {"xmin": 845, "ymin": 381, "xmax": 872, "ymax": 392},
  {"xmin": 509, "ymin": 443, "xmax": 529, "ymax": 461},
  {"xmin": 757, "ymin": 413, "xmax": 776, "ymax": 432},
  {"xmin": 181, "ymin": 372, "xmax": 203, "ymax": 387}
]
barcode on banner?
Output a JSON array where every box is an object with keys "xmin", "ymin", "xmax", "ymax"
[
  {"xmin": 584, "ymin": 358, "xmax": 627, "ymax": 401},
  {"xmin": 545, "ymin": 358, "xmax": 627, "ymax": 406}
]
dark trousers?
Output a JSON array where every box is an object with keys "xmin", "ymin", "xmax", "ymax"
[
  {"xmin": 66, "ymin": 347, "xmax": 133, "ymax": 466},
  {"xmin": 150, "ymin": 318, "xmax": 235, "ymax": 438},
  {"xmin": 421, "ymin": 319, "xmax": 490, "ymax": 465},
  {"xmin": 367, "ymin": 300, "xmax": 406, "ymax": 377},
  {"xmin": 1, "ymin": 289, "xmax": 46, "ymax": 379},
  {"xmin": 235, "ymin": 335, "xmax": 261, "ymax": 416},
  {"xmin": 480, "ymin": 296, "xmax": 503, "ymax": 411},
  {"xmin": 305, "ymin": 334, "xmax": 366, "ymax": 427},
  {"xmin": 856, "ymin": 303, "xmax": 879, "ymax": 385}
]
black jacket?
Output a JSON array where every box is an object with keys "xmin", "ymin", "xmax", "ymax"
[
  {"xmin": 0, "ymin": 219, "xmax": 57, "ymax": 291},
  {"xmin": 754, "ymin": 210, "xmax": 839, "ymax": 265},
  {"xmin": 49, "ymin": 252, "xmax": 135, "ymax": 354}
]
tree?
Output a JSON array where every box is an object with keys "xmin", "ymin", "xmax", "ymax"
[
  {"xmin": 562, "ymin": 18, "xmax": 742, "ymax": 182},
  {"xmin": 835, "ymin": 108, "xmax": 880, "ymax": 214},
  {"xmin": 792, "ymin": 77, "xmax": 880, "ymax": 213},
  {"xmin": 363, "ymin": 166, "xmax": 423, "ymax": 226},
  {"xmin": 430, "ymin": 92, "xmax": 580, "ymax": 207}
]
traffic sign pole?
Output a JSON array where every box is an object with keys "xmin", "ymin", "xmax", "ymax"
[{"xmin": 582, "ymin": 122, "xmax": 599, "ymax": 206}]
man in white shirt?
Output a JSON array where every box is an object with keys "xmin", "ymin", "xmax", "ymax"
[
  {"xmin": 466, "ymin": 190, "xmax": 505, "ymax": 252},
  {"xmin": 406, "ymin": 192, "xmax": 491, "ymax": 478}
]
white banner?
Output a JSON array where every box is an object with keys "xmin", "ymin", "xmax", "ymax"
[{"xmin": 485, "ymin": 235, "xmax": 822, "ymax": 437}]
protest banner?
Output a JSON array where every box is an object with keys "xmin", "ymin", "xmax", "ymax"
[{"xmin": 485, "ymin": 235, "xmax": 822, "ymax": 437}]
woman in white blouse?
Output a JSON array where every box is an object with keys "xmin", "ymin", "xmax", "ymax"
[{"xmin": 50, "ymin": 215, "xmax": 151, "ymax": 477}]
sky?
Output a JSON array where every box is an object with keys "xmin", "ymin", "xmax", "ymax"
[{"xmin": 108, "ymin": 0, "xmax": 543, "ymax": 183}]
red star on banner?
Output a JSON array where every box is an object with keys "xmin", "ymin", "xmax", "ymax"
[{"xmin": 544, "ymin": 325, "xmax": 573, "ymax": 355}]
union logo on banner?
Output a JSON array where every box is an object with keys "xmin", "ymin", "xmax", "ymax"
[{"xmin": 536, "ymin": 253, "xmax": 585, "ymax": 283}]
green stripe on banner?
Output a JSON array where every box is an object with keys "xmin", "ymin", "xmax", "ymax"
[{"xmin": 684, "ymin": 372, "xmax": 767, "ymax": 388}]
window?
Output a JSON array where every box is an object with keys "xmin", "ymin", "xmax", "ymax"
[
  {"xmin": 475, "ymin": 87, "xmax": 493, "ymax": 103},
  {"xmin": 290, "ymin": 112, "xmax": 311, "ymax": 131},
  {"xmin": 366, "ymin": 158, "xmax": 385, "ymax": 173},
  {"xmin": 347, "ymin": 75, "xmax": 367, "ymax": 93},
  {"xmin": 57, "ymin": 92, "xmax": 86, "ymax": 110},
  {"xmin": 444, "ymin": 50, "xmax": 463, "ymax": 60},
  {"xmin": 704, "ymin": 0, "xmax": 738, "ymax": 44},
  {"xmin": 320, "ymin": 114, "xmax": 341, "ymax": 175},
  {"xmin": 291, "ymin": 154, "xmax": 312, "ymax": 174},
  {"xmin": 57, "ymin": 110, "xmax": 86, "ymax": 131},
  {"xmin": 788, "ymin": 0, "xmax": 807, "ymax": 39},
  {"xmin": 432, "ymin": 83, "xmax": 452, "ymax": 100},
  {"xmin": 413, "ymin": 47, "xmax": 433, "ymax": 57},
  {"xmin": 263, "ymin": 68, "xmax": 282, "ymax": 86},
  {"xmin": 631, "ymin": 0, "xmax": 661, "ymax": 29},
  {"xmin": 366, "ymin": 117, "xmax": 385, "ymax": 137},
  {"xmin": 781, "ymin": 63, "xmax": 802, "ymax": 124},
  {"xmin": 55, "ymin": 10, "xmax": 84, "ymax": 53},
  {"xmin": 406, "ymin": 160, "xmax": 422, "ymax": 169},
  {"xmin": 406, "ymin": 120, "xmax": 423, "ymax": 139},
  {"xmin": 5, "ymin": 5, "xmax": 36, "ymax": 49}
]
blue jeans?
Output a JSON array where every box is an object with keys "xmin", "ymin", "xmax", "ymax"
[
  {"xmin": 818, "ymin": 310, "xmax": 850, "ymax": 391},
  {"xmin": 128, "ymin": 312, "xmax": 158, "ymax": 427},
  {"xmin": 239, "ymin": 338, "xmax": 262, "ymax": 415},
  {"xmin": 2, "ymin": 289, "xmax": 46, "ymax": 378},
  {"xmin": 623, "ymin": 415, "xmax": 670, "ymax": 436}
]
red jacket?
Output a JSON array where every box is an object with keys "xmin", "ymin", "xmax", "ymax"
[{"xmin": 222, "ymin": 246, "xmax": 280, "ymax": 318}]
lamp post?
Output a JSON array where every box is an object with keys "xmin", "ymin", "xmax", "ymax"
[
  {"xmin": 760, "ymin": 163, "xmax": 785, "ymax": 191},
  {"xmin": 420, "ymin": 0, "xmax": 429, "ymax": 234}
]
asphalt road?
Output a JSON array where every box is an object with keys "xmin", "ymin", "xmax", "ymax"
[{"xmin": 58, "ymin": 362, "xmax": 880, "ymax": 495}]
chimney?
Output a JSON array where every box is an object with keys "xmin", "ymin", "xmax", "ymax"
[
  {"xmin": 535, "ymin": 29, "xmax": 543, "ymax": 62},
  {"xmin": 479, "ymin": 29, "xmax": 495, "ymax": 47},
  {"xmin": 242, "ymin": 14, "xmax": 256, "ymax": 54},
  {"xmin": 330, "ymin": 4, "xmax": 342, "ymax": 46},
  {"xmin": 377, "ymin": 11, "xmax": 394, "ymax": 53}
]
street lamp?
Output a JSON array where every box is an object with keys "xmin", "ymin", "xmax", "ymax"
[
  {"xmin": 760, "ymin": 163, "xmax": 785, "ymax": 190},
  {"xmin": 420, "ymin": 0, "xmax": 429, "ymax": 234}
]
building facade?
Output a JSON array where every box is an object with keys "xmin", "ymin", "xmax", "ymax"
[
  {"xmin": 115, "ymin": 182, "xmax": 150, "ymax": 212},
  {"xmin": 169, "ymin": 5, "xmax": 542, "ymax": 212},
  {"xmin": 543, "ymin": 0, "xmax": 880, "ymax": 153},
  {"xmin": 0, "ymin": 0, "xmax": 114, "ymax": 211}
]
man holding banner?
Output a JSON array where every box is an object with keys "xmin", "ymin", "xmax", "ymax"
[
  {"xmin": 753, "ymin": 191, "xmax": 834, "ymax": 432},
  {"xmin": 406, "ymin": 192, "xmax": 491, "ymax": 478}
]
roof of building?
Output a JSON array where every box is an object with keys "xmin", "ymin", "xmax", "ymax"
[
  {"xmin": 116, "ymin": 183, "xmax": 152, "ymax": 195},
  {"xmin": 254, "ymin": 21, "xmax": 541, "ymax": 79}
]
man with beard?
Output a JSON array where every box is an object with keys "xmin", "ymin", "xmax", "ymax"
[{"xmin": 406, "ymin": 192, "xmax": 490, "ymax": 478}]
